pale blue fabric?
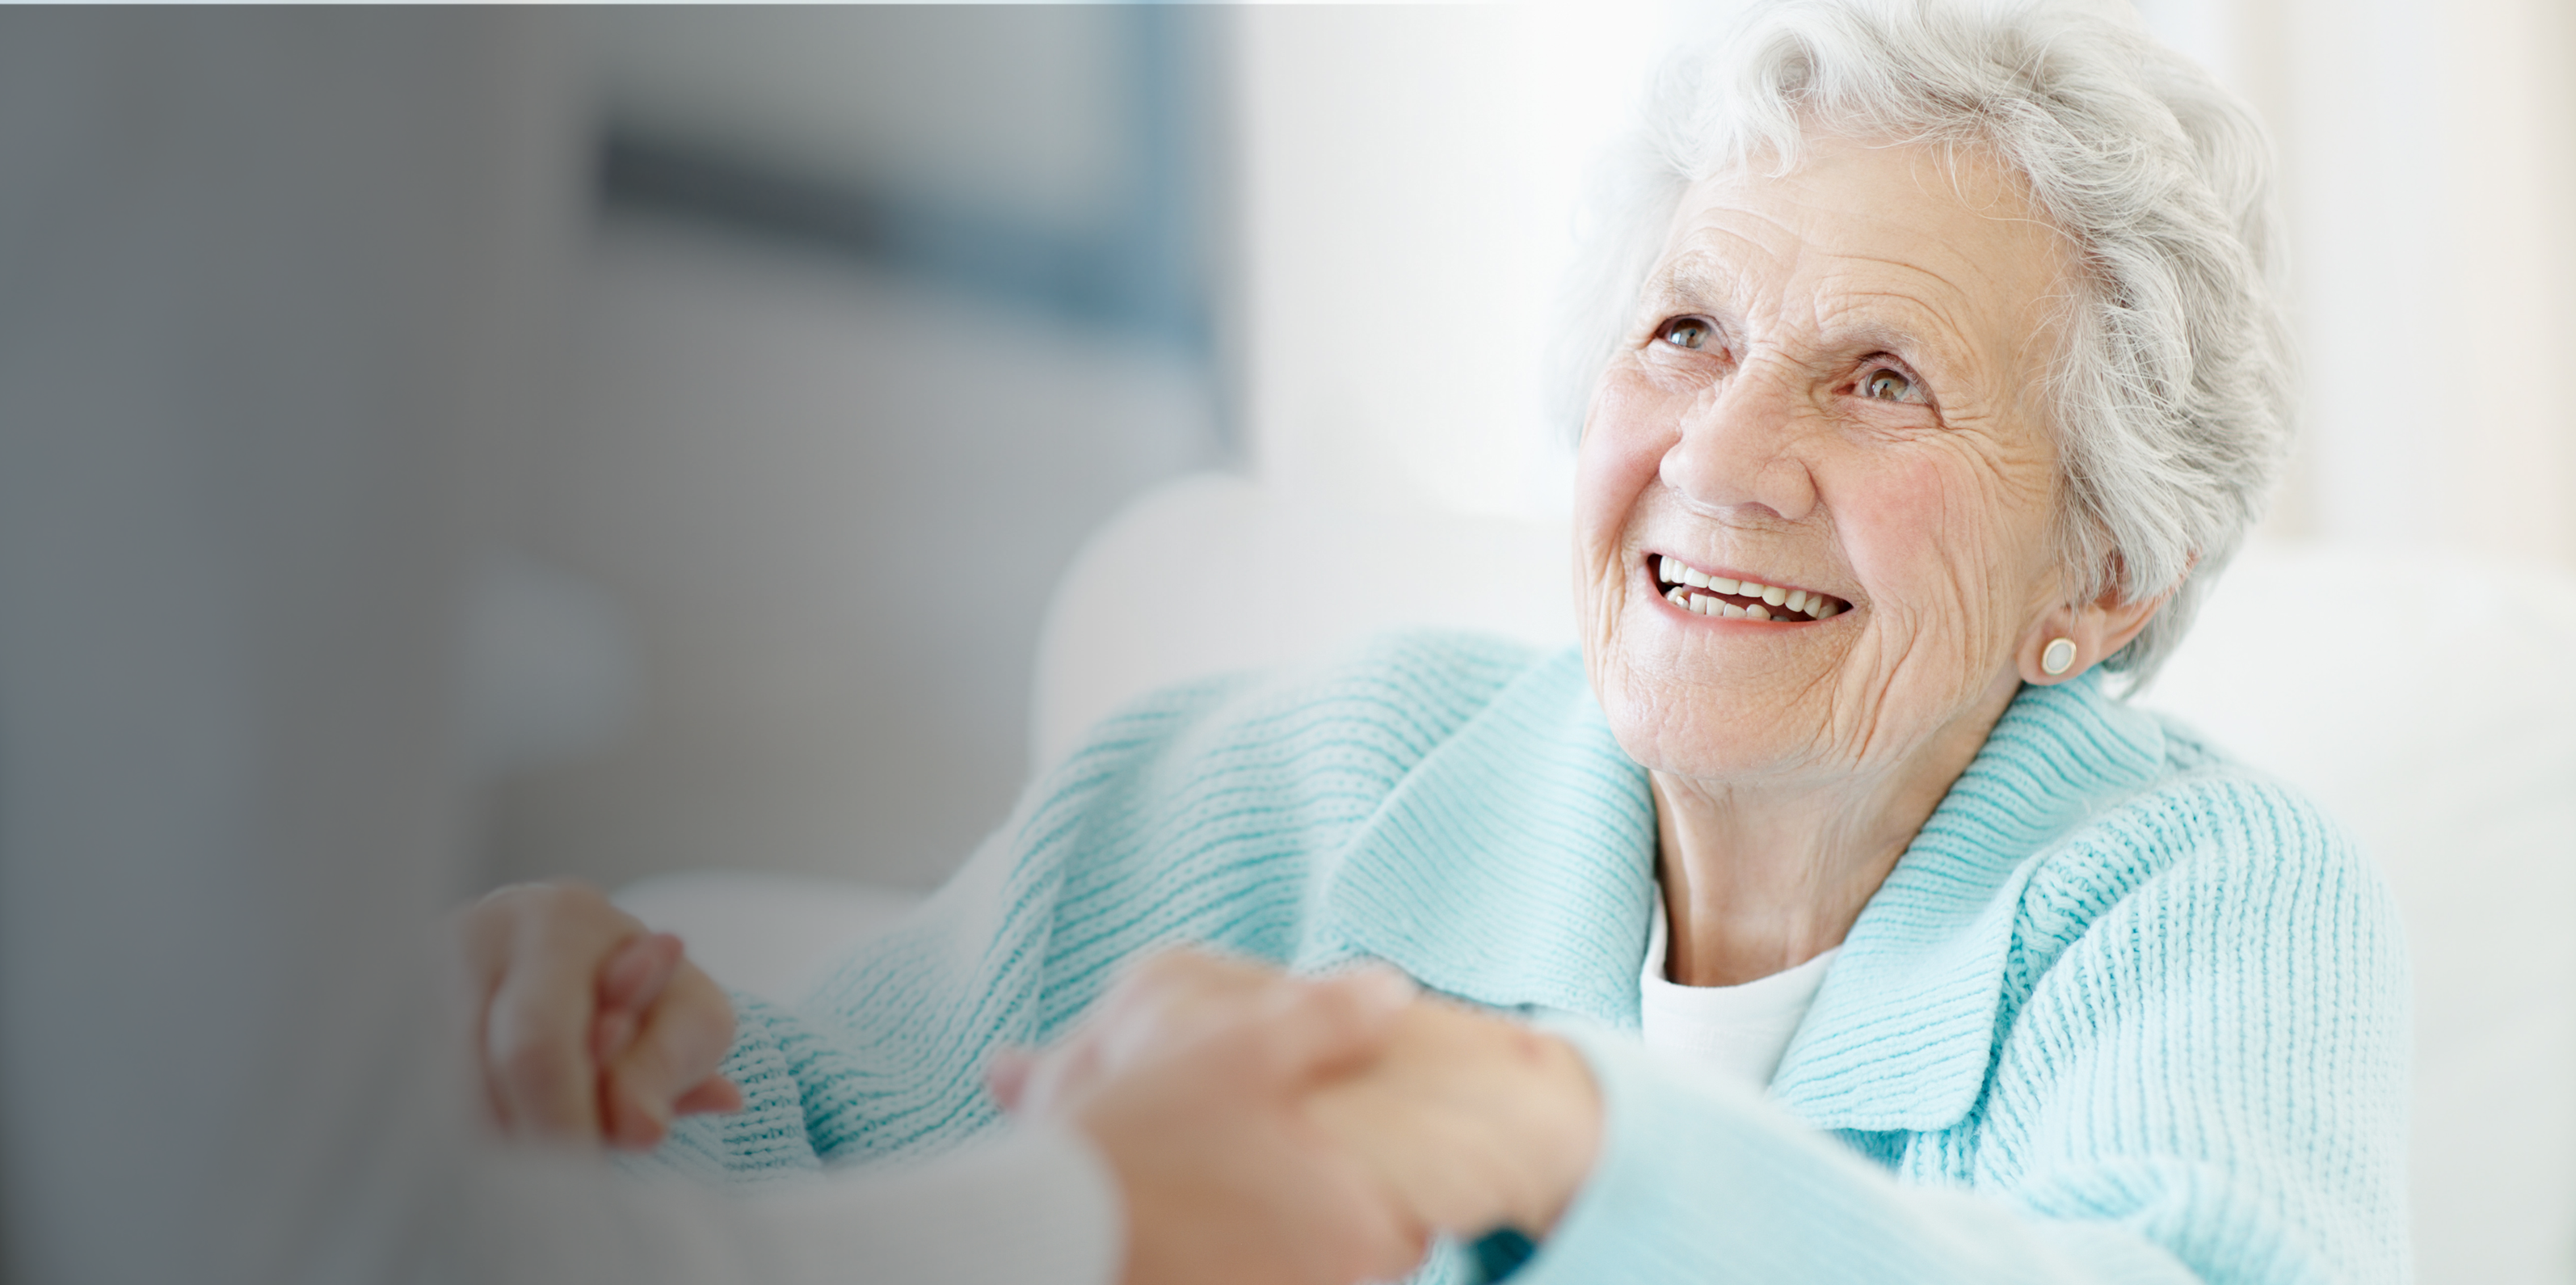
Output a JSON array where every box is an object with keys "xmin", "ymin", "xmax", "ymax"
[{"xmin": 657, "ymin": 630, "xmax": 2409, "ymax": 1283}]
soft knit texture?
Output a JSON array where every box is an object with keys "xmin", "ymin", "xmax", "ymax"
[{"xmin": 655, "ymin": 631, "xmax": 2410, "ymax": 1283}]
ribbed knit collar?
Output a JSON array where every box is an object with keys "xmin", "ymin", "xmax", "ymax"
[
  {"xmin": 1769, "ymin": 668, "xmax": 2166, "ymax": 1130},
  {"xmin": 1318, "ymin": 648, "xmax": 2167, "ymax": 1134},
  {"xmin": 1317, "ymin": 649, "xmax": 1661, "ymax": 1017}
]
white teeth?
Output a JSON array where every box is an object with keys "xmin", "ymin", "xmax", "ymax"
[{"xmin": 1662, "ymin": 558, "xmax": 1842, "ymax": 619}]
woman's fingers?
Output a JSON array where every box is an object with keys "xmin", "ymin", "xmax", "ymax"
[
  {"xmin": 453, "ymin": 881, "xmax": 747, "ymax": 1151},
  {"xmin": 478, "ymin": 884, "xmax": 638, "ymax": 1140},
  {"xmin": 1008, "ymin": 950, "xmax": 1435, "ymax": 1285},
  {"xmin": 986, "ymin": 1047, "xmax": 1036, "ymax": 1111},
  {"xmin": 589, "ymin": 932, "xmax": 681, "ymax": 1064},
  {"xmin": 589, "ymin": 1009, "xmax": 637, "ymax": 1069},
  {"xmin": 603, "ymin": 1074, "xmax": 742, "ymax": 1149},
  {"xmin": 596, "ymin": 957, "xmax": 739, "ymax": 1151},
  {"xmin": 1244, "ymin": 964, "xmax": 1417, "ymax": 1087},
  {"xmin": 671, "ymin": 1076, "xmax": 744, "ymax": 1116},
  {"xmin": 598, "ymin": 932, "xmax": 681, "ymax": 1016},
  {"xmin": 1305, "ymin": 1000, "xmax": 1603, "ymax": 1238},
  {"xmin": 1000, "ymin": 953, "xmax": 1416, "ymax": 1119}
]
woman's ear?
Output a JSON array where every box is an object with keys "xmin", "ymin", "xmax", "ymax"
[{"xmin": 2015, "ymin": 579, "xmax": 2170, "ymax": 686}]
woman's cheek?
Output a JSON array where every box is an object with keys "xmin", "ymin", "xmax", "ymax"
[
  {"xmin": 1839, "ymin": 451, "xmax": 1977, "ymax": 622},
  {"xmin": 1572, "ymin": 366, "xmax": 1675, "ymax": 542},
  {"xmin": 1848, "ymin": 449, "xmax": 2036, "ymax": 673}
]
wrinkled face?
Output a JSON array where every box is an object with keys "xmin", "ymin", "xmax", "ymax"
[{"xmin": 1577, "ymin": 134, "xmax": 2077, "ymax": 786}]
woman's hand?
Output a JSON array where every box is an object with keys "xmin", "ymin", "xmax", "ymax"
[
  {"xmin": 994, "ymin": 950, "xmax": 1602, "ymax": 1285},
  {"xmin": 991, "ymin": 950, "xmax": 1433, "ymax": 1285},
  {"xmin": 1306, "ymin": 992, "xmax": 1602, "ymax": 1238},
  {"xmin": 450, "ymin": 881, "xmax": 743, "ymax": 1149}
]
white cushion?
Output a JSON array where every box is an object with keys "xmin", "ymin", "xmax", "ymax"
[{"xmin": 1030, "ymin": 474, "xmax": 1576, "ymax": 771}]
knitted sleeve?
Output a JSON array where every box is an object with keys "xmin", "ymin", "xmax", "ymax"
[
  {"xmin": 647, "ymin": 632, "xmax": 1544, "ymax": 1186},
  {"xmin": 645, "ymin": 673, "xmax": 1265, "ymax": 1184},
  {"xmin": 1516, "ymin": 774, "xmax": 2410, "ymax": 1284}
]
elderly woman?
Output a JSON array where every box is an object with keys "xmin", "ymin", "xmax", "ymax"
[{"xmin": 460, "ymin": 1, "xmax": 2405, "ymax": 1281}]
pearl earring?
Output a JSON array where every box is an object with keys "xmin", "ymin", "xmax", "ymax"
[{"xmin": 2040, "ymin": 637, "xmax": 2078, "ymax": 677}]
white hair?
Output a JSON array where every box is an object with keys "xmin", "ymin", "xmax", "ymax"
[{"xmin": 1559, "ymin": 0, "xmax": 2291, "ymax": 685}]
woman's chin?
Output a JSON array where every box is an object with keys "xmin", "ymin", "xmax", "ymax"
[{"xmin": 1590, "ymin": 660, "xmax": 1835, "ymax": 785}]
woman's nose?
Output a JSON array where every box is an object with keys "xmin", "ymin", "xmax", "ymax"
[{"xmin": 1658, "ymin": 363, "xmax": 1819, "ymax": 523}]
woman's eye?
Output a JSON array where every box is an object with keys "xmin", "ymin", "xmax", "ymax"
[
  {"xmin": 1658, "ymin": 318, "xmax": 1715, "ymax": 352},
  {"xmin": 1862, "ymin": 368, "xmax": 1916, "ymax": 402}
]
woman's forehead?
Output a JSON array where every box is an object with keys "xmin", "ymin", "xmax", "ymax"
[{"xmin": 1648, "ymin": 137, "xmax": 2070, "ymax": 359}]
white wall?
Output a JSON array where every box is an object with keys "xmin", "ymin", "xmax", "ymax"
[
  {"xmin": 1230, "ymin": 2, "xmax": 1676, "ymax": 523},
  {"xmin": 2131, "ymin": 0, "xmax": 2576, "ymax": 567}
]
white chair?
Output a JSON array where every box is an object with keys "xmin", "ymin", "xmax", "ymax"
[{"xmin": 628, "ymin": 471, "xmax": 2576, "ymax": 1284}]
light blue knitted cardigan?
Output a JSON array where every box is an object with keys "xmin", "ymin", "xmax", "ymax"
[{"xmin": 658, "ymin": 631, "xmax": 2410, "ymax": 1283}]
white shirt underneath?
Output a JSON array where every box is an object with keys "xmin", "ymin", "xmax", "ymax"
[{"xmin": 1638, "ymin": 893, "xmax": 1841, "ymax": 1089}]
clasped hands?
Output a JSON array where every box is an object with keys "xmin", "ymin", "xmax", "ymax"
[{"xmin": 451, "ymin": 883, "xmax": 1602, "ymax": 1285}]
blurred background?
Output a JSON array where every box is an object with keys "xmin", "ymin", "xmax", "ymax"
[
  {"xmin": 476, "ymin": 0, "xmax": 2576, "ymax": 898},
  {"xmin": 486, "ymin": 8, "xmax": 1232, "ymax": 892}
]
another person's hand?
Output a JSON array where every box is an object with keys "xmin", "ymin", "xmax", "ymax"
[
  {"xmin": 990, "ymin": 950, "xmax": 1431, "ymax": 1285},
  {"xmin": 451, "ymin": 881, "xmax": 743, "ymax": 1149},
  {"xmin": 1303, "ymin": 992, "xmax": 1601, "ymax": 1239}
]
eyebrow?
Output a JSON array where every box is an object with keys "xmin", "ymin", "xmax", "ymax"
[
  {"xmin": 1640, "ymin": 255, "xmax": 1733, "ymax": 312},
  {"xmin": 1817, "ymin": 279, "xmax": 1988, "ymax": 373}
]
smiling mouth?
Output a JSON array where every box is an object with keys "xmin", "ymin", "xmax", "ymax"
[{"xmin": 1652, "ymin": 554, "xmax": 1848, "ymax": 621}]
